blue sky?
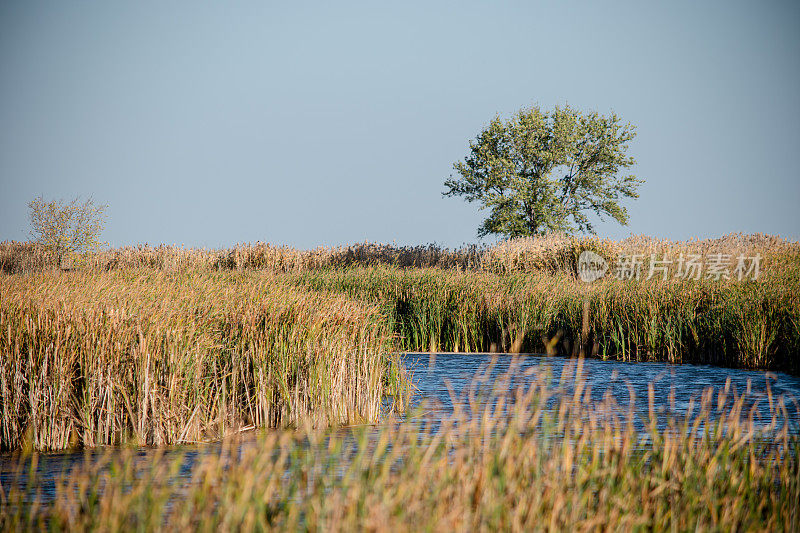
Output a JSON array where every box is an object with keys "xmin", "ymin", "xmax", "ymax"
[{"xmin": 1, "ymin": 1, "xmax": 798, "ymax": 248}]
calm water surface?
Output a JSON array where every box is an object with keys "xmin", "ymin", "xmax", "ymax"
[{"xmin": 403, "ymin": 353, "xmax": 800, "ymax": 427}]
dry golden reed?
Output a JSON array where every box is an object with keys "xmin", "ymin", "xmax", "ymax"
[
  {"xmin": 2, "ymin": 232, "xmax": 794, "ymax": 275},
  {"xmin": 0, "ymin": 270, "xmax": 409, "ymax": 451}
]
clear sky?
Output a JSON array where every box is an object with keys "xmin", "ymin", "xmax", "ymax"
[{"xmin": 1, "ymin": 1, "xmax": 798, "ymax": 248}]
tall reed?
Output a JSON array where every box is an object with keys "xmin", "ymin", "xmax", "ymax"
[
  {"xmin": 0, "ymin": 270, "xmax": 409, "ymax": 451},
  {"xmin": 295, "ymin": 264, "xmax": 800, "ymax": 372}
]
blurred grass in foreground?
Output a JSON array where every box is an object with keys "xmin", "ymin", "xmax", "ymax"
[{"xmin": 2, "ymin": 361, "xmax": 798, "ymax": 531}]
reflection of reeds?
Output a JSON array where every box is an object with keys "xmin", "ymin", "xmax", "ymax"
[
  {"xmin": 0, "ymin": 270, "xmax": 409, "ymax": 451},
  {"xmin": 3, "ymin": 363, "xmax": 798, "ymax": 530},
  {"xmin": 295, "ymin": 264, "xmax": 800, "ymax": 372}
]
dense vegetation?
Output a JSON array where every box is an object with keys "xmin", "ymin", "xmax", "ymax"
[
  {"xmin": 1, "ymin": 233, "xmax": 798, "ymax": 452},
  {"xmin": 1, "ymin": 234, "xmax": 799, "ymax": 530},
  {"xmin": 295, "ymin": 264, "xmax": 800, "ymax": 371},
  {"xmin": 0, "ymin": 270, "xmax": 408, "ymax": 451}
]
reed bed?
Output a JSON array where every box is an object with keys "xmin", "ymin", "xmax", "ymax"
[
  {"xmin": 0, "ymin": 241, "xmax": 484, "ymax": 274},
  {"xmin": 294, "ymin": 264, "xmax": 800, "ymax": 372},
  {"xmin": 4, "ymin": 232, "xmax": 795, "ymax": 275},
  {"xmin": 213, "ymin": 241, "xmax": 484, "ymax": 272},
  {"xmin": 1, "ymin": 233, "xmax": 797, "ymax": 450},
  {"xmin": 0, "ymin": 241, "xmax": 58, "ymax": 274},
  {"xmin": 481, "ymin": 232, "xmax": 799, "ymax": 274},
  {"xmin": 3, "ymin": 363, "xmax": 798, "ymax": 531},
  {"xmin": 0, "ymin": 270, "xmax": 409, "ymax": 451}
]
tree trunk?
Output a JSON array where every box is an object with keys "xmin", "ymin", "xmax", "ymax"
[{"xmin": 528, "ymin": 203, "xmax": 537, "ymax": 235}]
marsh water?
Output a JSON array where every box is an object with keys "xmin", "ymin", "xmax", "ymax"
[
  {"xmin": 404, "ymin": 353, "xmax": 800, "ymax": 425},
  {"xmin": 3, "ymin": 353, "xmax": 800, "ymax": 504}
]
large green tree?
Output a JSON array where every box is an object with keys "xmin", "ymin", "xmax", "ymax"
[{"xmin": 444, "ymin": 105, "xmax": 642, "ymax": 238}]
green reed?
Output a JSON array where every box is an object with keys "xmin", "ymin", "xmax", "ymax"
[{"xmin": 294, "ymin": 264, "xmax": 800, "ymax": 372}]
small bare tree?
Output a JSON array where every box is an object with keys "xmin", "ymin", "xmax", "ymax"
[{"xmin": 28, "ymin": 196, "xmax": 108, "ymax": 268}]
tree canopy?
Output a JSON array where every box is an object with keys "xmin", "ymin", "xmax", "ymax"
[
  {"xmin": 28, "ymin": 196, "xmax": 108, "ymax": 266},
  {"xmin": 444, "ymin": 105, "xmax": 642, "ymax": 238}
]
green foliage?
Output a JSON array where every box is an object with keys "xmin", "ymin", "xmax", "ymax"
[{"xmin": 444, "ymin": 104, "xmax": 642, "ymax": 237}]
